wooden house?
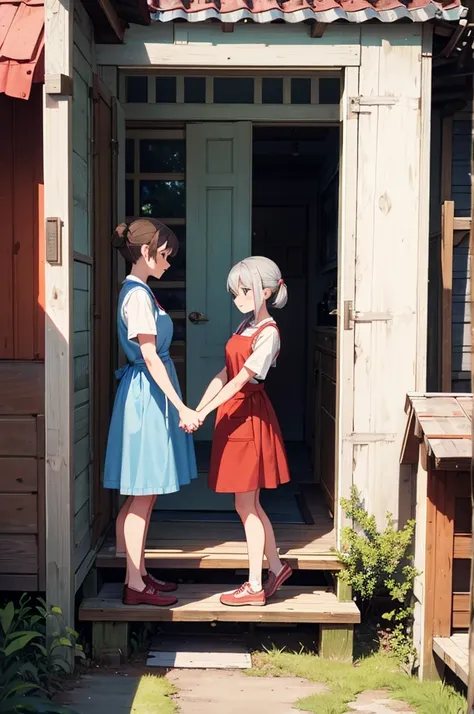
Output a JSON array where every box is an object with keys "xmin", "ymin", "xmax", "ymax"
[
  {"xmin": 402, "ymin": 393, "xmax": 472, "ymax": 683},
  {"xmin": 1, "ymin": 0, "xmax": 472, "ymax": 662}
]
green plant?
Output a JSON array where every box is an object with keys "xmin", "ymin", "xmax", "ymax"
[
  {"xmin": 337, "ymin": 486, "xmax": 420, "ymax": 667},
  {"xmin": 0, "ymin": 594, "xmax": 81, "ymax": 713},
  {"xmin": 249, "ymin": 648, "xmax": 465, "ymax": 714}
]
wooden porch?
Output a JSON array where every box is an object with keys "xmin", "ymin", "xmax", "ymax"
[{"xmin": 96, "ymin": 484, "xmax": 341, "ymax": 572}]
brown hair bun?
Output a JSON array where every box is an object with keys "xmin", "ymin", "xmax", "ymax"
[{"xmin": 111, "ymin": 217, "xmax": 179, "ymax": 264}]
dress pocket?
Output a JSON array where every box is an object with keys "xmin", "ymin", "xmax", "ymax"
[{"xmin": 227, "ymin": 415, "xmax": 254, "ymax": 442}]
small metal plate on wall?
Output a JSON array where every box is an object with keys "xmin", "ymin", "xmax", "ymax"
[{"xmin": 46, "ymin": 218, "xmax": 62, "ymax": 265}]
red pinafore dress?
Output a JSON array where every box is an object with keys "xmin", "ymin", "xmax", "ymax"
[{"xmin": 208, "ymin": 322, "xmax": 291, "ymax": 494}]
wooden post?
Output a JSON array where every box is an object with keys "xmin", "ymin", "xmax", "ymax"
[
  {"xmin": 44, "ymin": 0, "xmax": 74, "ymax": 636},
  {"xmin": 441, "ymin": 200, "xmax": 454, "ymax": 391},
  {"xmin": 467, "ymin": 77, "xmax": 474, "ymax": 714}
]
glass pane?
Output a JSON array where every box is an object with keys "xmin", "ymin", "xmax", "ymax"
[
  {"xmin": 140, "ymin": 180, "xmax": 185, "ymax": 218},
  {"xmin": 172, "ymin": 319, "xmax": 186, "ymax": 342},
  {"xmin": 156, "ymin": 76, "xmax": 177, "ymax": 103},
  {"xmin": 166, "ymin": 224, "xmax": 186, "ymax": 281},
  {"xmin": 214, "ymin": 77, "xmax": 254, "ymax": 104},
  {"xmin": 126, "ymin": 76, "xmax": 147, "ymax": 103},
  {"xmin": 152, "ymin": 288, "xmax": 186, "ymax": 311},
  {"xmin": 140, "ymin": 139, "xmax": 185, "ymax": 173},
  {"xmin": 184, "ymin": 76, "xmax": 206, "ymax": 104},
  {"xmin": 126, "ymin": 180, "xmax": 134, "ymax": 217},
  {"xmin": 319, "ymin": 77, "xmax": 341, "ymax": 104},
  {"xmin": 126, "ymin": 138, "xmax": 134, "ymax": 173},
  {"xmin": 262, "ymin": 78, "xmax": 283, "ymax": 104},
  {"xmin": 291, "ymin": 78, "xmax": 311, "ymax": 105}
]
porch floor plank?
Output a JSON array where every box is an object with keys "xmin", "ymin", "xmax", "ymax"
[
  {"xmin": 79, "ymin": 583, "xmax": 360, "ymax": 624},
  {"xmin": 97, "ymin": 516, "xmax": 340, "ymax": 571},
  {"xmin": 433, "ymin": 634, "xmax": 469, "ymax": 685}
]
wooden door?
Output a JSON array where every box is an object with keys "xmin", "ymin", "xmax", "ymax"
[
  {"xmin": 186, "ymin": 122, "xmax": 252, "ymax": 441},
  {"xmin": 91, "ymin": 75, "xmax": 114, "ymax": 545}
]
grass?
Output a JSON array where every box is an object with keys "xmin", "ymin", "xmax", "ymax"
[
  {"xmin": 249, "ymin": 648, "xmax": 466, "ymax": 714},
  {"xmin": 130, "ymin": 674, "xmax": 178, "ymax": 714}
]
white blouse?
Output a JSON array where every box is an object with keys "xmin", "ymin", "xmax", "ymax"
[{"xmin": 240, "ymin": 317, "xmax": 280, "ymax": 382}]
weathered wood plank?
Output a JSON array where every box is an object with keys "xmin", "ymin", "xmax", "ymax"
[
  {"xmin": 319, "ymin": 623, "xmax": 354, "ymax": 660},
  {"xmin": 0, "ymin": 417, "xmax": 37, "ymax": 457},
  {"xmin": 0, "ymin": 362, "xmax": 44, "ymax": 414},
  {"xmin": 0, "ymin": 534, "xmax": 37, "ymax": 573},
  {"xmin": 433, "ymin": 636, "xmax": 468, "ymax": 685},
  {"xmin": 0, "ymin": 494, "xmax": 37, "ymax": 534},
  {"xmin": 96, "ymin": 23, "xmax": 361, "ymax": 68},
  {"xmin": 0, "ymin": 458, "xmax": 38, "ymax": 491},
  {"xmin": 44, "ymin": 0, "xmax": 74, "ymax": 631},
  {"xmin": 80, "ymin": 583, "xmax": 360, "ymax": 624},
  {"xmin": 433, "ymin": 471, "xmax": 455, "ymax": 637}
]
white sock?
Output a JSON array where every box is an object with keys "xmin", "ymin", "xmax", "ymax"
[{"xmin": 249, "ymin": 579, "xmax": 262, "ymax": 593}]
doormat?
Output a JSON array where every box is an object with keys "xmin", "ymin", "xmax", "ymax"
[
  {"xmin": 152, "ymin": 486, "xmax": 313, "ymax": 525},
  {"xmin": 146, "ymin": 634, "xmax": 251, "ymax": 669}
]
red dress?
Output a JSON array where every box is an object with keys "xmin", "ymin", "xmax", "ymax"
[{"xmin": 208, "ymin": 322, "xmax": 291, "ymax": 494}]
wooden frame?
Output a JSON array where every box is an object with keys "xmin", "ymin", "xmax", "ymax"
[
  {"xmin": 96, "ymin": 23, "xmax": 361, "ymax": 68},
  {"xmin": 44, "ymin": 0, "xmax": 74, "ymax": 626}
]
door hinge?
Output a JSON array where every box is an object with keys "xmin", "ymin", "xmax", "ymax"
[{"xmin": 344, "ymin": 301, "xmax": 392, "ymax": 330}]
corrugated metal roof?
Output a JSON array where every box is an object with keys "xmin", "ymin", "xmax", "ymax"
[
  {"xmin": 147, "ymin": 0, "xmax": 465, "ymax": 24},
  {"xmin": 0, "ymin": 0, "xmax": 44, "ymax": 100},
  {"xmin": 401, "ymin": 393, "xmax": 472, "ymax": 470}
]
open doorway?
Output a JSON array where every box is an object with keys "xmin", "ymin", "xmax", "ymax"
[{"xmin": 145, "ymin": 122, "xmax": 340, "ymax": 523}]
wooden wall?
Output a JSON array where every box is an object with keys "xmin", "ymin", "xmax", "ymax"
[
  {"xmin": 349, "ymin": 25, "xmax": 427, "ymax": 527},
  {"xmin": 73, "ymin": 1, "xmax": 95, "ymax": 578},
  {"xmin": 0, "ymin": 86, "xmax": 45, "ymax": 591}
]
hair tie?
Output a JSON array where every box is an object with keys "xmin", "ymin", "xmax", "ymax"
[
  {"xmin": 111, "ymin": 223, "xmax": 129, "ymax": 249},
  {"xmin": 278, "ymin": 278, "xmax": 285, "ymax": 287}
]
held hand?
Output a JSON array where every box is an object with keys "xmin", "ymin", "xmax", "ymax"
[{"xmin": 179, "ymin": 406, "xmax": 201, "ymax": 433}]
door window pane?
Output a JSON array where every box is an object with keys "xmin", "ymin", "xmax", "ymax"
[
  {"xmin": 126, "ymin": 76, "xmax": 147, "ymax": 103},
  {"xmin": 140, "ymin": 180, "xmax": 186, "ymax": 218},
  {"xmin": 214, "ymin": 77, "xmax": 254, "ymax": 104},
  {"xmin": 166, "ymin": 225, "xmax": 186, "ymax": 281},
  {"xmin": 262, "ymin": 78, "xmax": 283, "ymax": 104},
  {"xmin": 152, "ymin": 288, "xmax": 186, "ymax": 311},
  {"xmin": 156, "ymin": 76, "xmax": 177, "ymax": 103},
  {"xmin": 140, "ymin": 140, "xmax": 185, "ymax": 173},
  {"xmin": 185, "ymin": 77, "xmax": 206, "ymax": 104},
  {"xmin": 291, "ymin": 78, "xmax": 311, "ymax": 105},
  {"xmin": 126, "ymin": 180, "xmax": 134, "ymax": 217},
  {"xmin": 126, "ymin": 138, "xmax": 134, "ymax": 173}
]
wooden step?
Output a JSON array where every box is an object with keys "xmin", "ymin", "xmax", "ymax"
[{"xmin": 80, "ymin": 583, "xmax": 360, "ymax": 625}]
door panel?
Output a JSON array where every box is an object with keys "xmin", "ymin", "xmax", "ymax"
[{"xmin": 186, "ymin": 122, "xmax": 252, "ymax": 441}]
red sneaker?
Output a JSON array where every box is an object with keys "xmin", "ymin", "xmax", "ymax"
[
  {"xmin": 123, "ymin": 584, "xmax": 177, "ymax": 607},
  {"xmin": 263, "ymin": 562, "xmax": 292, "ymax": 599},
  {"xmin": 220, "ymin": 583, "xmax": 266, "ymax": 607},
  {"xmin": 144, "ymin": 573, "xmax": 178, "ymax": 592}
]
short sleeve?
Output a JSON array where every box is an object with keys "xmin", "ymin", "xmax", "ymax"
[
  {"xmin": 122, "ymin": 288, "xmax": 157, "ymax": 341},
  {"xmin": 243, "ymin": 326, "xmax": 280, "ymax": 380}
]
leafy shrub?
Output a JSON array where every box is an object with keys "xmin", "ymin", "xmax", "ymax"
[
  {"xmin": 0, "ymin": 594, "xmax": 82, "ymax": 713},
  {"xmin": 337, "ymin": 486, "xmax": 420, "ymax": 668}
]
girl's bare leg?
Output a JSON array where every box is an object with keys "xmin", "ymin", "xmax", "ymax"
[
  {"xmin": 116, "ymin": 496, "xmax": 133, "ymax": 555},
  {"xmin": 140, "ymin": 495, "xmax": 157, "ymax": 577},
  {"xmin": 124, "ymin": 495, "xmax": 156, "ymax": 592},
  {"xmin": 254, "ymin": 489, "xmax": 283, "ymax": 575},
  {"xmin": 235, "ymin": 491, "xmax": 265, "ymax": 592}
]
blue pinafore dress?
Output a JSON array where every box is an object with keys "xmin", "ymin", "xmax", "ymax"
[{"xmin": 103, "ymin": 277, "xmax": 198, "ymax": 495}]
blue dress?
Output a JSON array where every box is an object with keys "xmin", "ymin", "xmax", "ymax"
[{"xmin": 103, "ymin": 278, "xmax": 198, "ymax": 495}]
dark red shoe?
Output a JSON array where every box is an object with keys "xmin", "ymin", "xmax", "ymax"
[
  {"xmin": 123, "ymin": 584, "xmax": 177, "ymax": 607},
  {"xmin": 263, "ymin": 562, "xmax": 292, "ymax": 599},
  {"xmin": 144, "ymin": 573, "xmax": 178, "ymax": 592}
]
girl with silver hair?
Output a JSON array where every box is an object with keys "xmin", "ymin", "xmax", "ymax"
[{"xmin": 194, "ymin": 256, "xmax": 292, "ymax": 606}]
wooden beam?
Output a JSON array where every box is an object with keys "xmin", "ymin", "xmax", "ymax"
[
  {"xmin": 44, "ymin": 0, "xmax": 74, "ymax": 637},
  {"xmin": 310, "ymin": 23, "xmax": 326, "ymax": 38},
  {"xmin": 441, "ymin": 200, "xmax": 454, "ymax": 392},
  {"xmin": 98, "ymin": 0, "xmax": 125, "ymax": 43},
  {"xmin": 467, "ymin": 72, "xmax": 474, "ymax": 713},
  {"xmin": 441, "ymin": 117, "xmax": 453, "ymax": 202}
]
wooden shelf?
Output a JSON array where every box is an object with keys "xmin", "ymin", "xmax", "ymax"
[{"xmin": 80, "ymin": 582, "xmax": 360, "ymax": 624}]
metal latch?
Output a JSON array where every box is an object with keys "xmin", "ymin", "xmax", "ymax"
[
  {"xmin": 344, "ymin": 301, "xmax": 392, "ymax": 330},
  {"xmin": 350, "ymin": 96, "xmax": 399, "ymax": 116}
]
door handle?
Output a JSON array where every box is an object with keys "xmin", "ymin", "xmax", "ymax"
[{"xmin": 188, "ymin": 311, "xmax": 209, "ymax": 325}]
